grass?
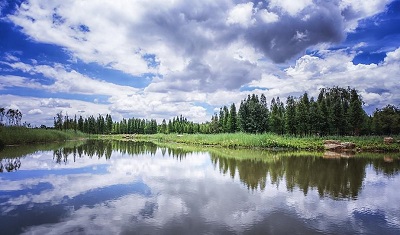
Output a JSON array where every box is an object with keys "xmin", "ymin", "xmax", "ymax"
[
  {"xmin": 95, "ymin": 132, "xmax": 400, "ymax": 152},
  {"xmin": 0, "ymin": 126, "xmax": 87, "ymax": 146}
]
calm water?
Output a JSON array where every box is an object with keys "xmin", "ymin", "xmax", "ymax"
[{"xmin": 1, "ymin": 140, "xmax": 400, "ymax": 235}]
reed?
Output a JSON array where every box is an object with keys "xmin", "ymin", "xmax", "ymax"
[
  {"xmin": 97, "ymin": 133, "xmax": 400, "ymax": 152},
  {"xmin": 0, "ymin": 126, "xmax": 87, "ymax": 145}
]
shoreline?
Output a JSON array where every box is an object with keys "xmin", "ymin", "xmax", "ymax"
[{"xmin": 94, "ymin": 133, "xmax": 400, "ymax": 153}]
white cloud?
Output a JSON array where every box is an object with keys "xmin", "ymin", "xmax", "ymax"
[
  {"xmin": 0, "ymin": 95, "xmax": 110, "ymax": 127},
  {"xmin": 27, "ymin": 108, "xmax": 43, "ymax": 115},
  {"xmin": 3, "ymin": 61, "xmax": 138, "ymax": 96},
  {"xmin": 249, "ymin": 48, "xmax": 400, "ymax": 111},
  {"xmin": 339, "ymin": 0, "xmax": 392, "ymax": 31},
  {"xmin": 258, "ymin": 9, "xmax": 279, "ymax": 23},
  {"xmin": 0, "ymin": 75, "xmax": 42, "ymax": 90},
  {"xmin": 1, "ymin": 0, "xmax": 398, "ymax": 124},
  {"xmin": 269, "ymin": 0, "xmax": 313, "ymax": 16},
  {"xmin": 384, "ymin": 47, "xmax": 400, "ymax": 63},
  {"xmin": 226, "ymin": 2, "xmax": 255, "ymax": 27}
]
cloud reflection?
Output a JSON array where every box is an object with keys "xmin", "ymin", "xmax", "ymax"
[{"xmin": 0, "ymin": 141, "xmax": 399, "ymax": 234}]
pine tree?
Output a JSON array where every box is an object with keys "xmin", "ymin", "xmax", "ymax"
[
  {"xmin": 348, "ymin": 88, "xmax": 365, "ymax": 135},
  {"xmin": 161, "ymin": 119, "xmax": 167, "ymax": 134},
  {"xmin": 285, "ymin": 96, "xmax": 296, "ymax": 135},
  {"xmin": 228, "ymin": 103, "xmax": 237, "ymax": 133},
  {"xmin": 78, "ymin": 116, "xmax": 84, "ymax": 132},
  {"xmin": 296, "ymin": 92, "xmax": 310, "ymax": 136}
]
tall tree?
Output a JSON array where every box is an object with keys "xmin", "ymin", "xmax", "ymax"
[
  {"xmin": 78, "ymin": 116, "xmax": 84, "ymax": 132},
  {"xmin": 238, "ymin": 94, "xmax": 269, "ymax": 133},
  {"xmin": 0, "ymin": 107, "xmax": 5, "ymax": 126},
  {"xmin": 106, "ymin": 114, "xmax": 113, "ymax": 134},
  {"xmin": 223, "ymin": 106, "xmax": 229, "ymax": 132},
  {"xmin": 285, "ymin": 96, "xmax": 297, "ymax": 135},
  {"xmin": 348, "ymin": 88, "xmax": 365, "ymax": 135},
  {"xmin": 228, "ymin": 103, "xmax": 237, "ymax": 133},
  {"xmin": 296, "ymin": 92, "xmax": 310, "ymax": 136}
]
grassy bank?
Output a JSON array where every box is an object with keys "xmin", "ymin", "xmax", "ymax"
[
  {"xmin": 0, "ymin": 126, "xmax": 87, "ymax": 146},
  {"xmin": 95, "ymin": 133, "xmax": 400, "ymax": 152}
]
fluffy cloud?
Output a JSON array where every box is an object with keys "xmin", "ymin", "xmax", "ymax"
[
  {"xmin": 27, "ymin": 108, "xmax": 43, "ymax": 115},
  {"xmin": 7, "ymin": 0, "xmax": 392, "ymax": 69},
  {"xmin": 2, "ymin": 61, "xmax": 138, "ymax": 96},
  {"xmin": 250, "ymin": 48, "xmax": 400, "ymax": 111},
  {"xmin": 226, "ymin": 2, "xmax": 255, "ymax": 27},
  {"xmin": 1, "ymin": 0, "xmax": 398, "ymax": 125}
]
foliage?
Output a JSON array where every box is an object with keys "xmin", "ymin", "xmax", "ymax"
[
  {"xmin": 0, "ymin": 107, "xmax": 23, "ymax": 126},
  {"xmin": 238, "ymin": 94, "xmax": 269, "ymax": 133},
  {"xmin": 210, "ymin": 86, "xmax": 399, "ymax": 136},
  {"xmin": 43, "ymin": 86, "xmax": 400, "ymax": 137},
  {"xmin": 99, "ymin": 132, "xmax": 400, "ymax": 152},
  {"xmin": 0, "ymin": 126, "xmax": 86, "ymax": 145},
  {"xmin": 372, "ymin": 105, "xmax": 400, "ymax": 135}
]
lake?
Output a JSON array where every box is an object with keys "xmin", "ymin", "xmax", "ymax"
[{"xmin": 1, "ymin": 140, "xmax": 400, "ymax": 234}]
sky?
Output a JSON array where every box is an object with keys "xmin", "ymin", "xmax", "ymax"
[{"xmin": 0, "ymin": 0, "xmax": 399, "ymax": 127}]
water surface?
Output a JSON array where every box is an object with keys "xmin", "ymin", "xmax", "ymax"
[{"xmin": 1, "ymin": 140, "xmax": 400, "ymax": 234}]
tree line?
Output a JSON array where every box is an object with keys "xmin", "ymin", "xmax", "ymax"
[
  {"xmin": 47, "ymin": 86, "xmax": 399, "ymax": 136},
  {"xmin": 0, "ymin": 108, "xmax": 23, "ymax": 126},
  {"xmin": 213, "ymin": 87, "xmax": 399, "ymax": 136}
]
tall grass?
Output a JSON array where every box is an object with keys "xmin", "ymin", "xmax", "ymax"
[
  {"xmin": 0, "ymin": 126, "xmax": 87, "ymax": 145},
  {"xmin": 97, "ymin": 133, "xmax": 400, "ymax": 152}
]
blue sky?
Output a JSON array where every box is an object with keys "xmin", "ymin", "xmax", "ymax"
[{"xmin": 0, "ymin": 0, "xmax": 399, "ymax": 126}]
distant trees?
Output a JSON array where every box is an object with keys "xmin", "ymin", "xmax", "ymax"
[
  {"xmin": 210, "ymin": 86, "xmax": 399, "ymax": 136},
  {"xmin": 372, "ymin": 105, "xmax": 400, "ymax": 135},
  {"xmin": 112, "ymin": 117, "xmax": 157, "ymax": 134},
  {"xmin": 238, "ymin": 94, "xmax": 269, "ymax": 133},
  {"xmin": 0, "ymin": 108, "xmax": 22, "ymax": 126},
  {"xmin": 54, "ymin": 112, "xmax": 113, "ymax": 134},
  {"xmin": 47, "ymin": 86, "xmax": 399, "ymax": 136}
]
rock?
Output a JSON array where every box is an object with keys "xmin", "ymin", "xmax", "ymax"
[
  {"xmin": 324, "ymin": 140, "xmax": 341, "ymax": 145},
  {"xmin": 341, "ymin": 142, "xmax": 356, "ymax": 149},
  {"xmin": 324, "ymin": 140, "xmax": 356, "ymax": 152},
  {"xmin": 384, "ymin": 137, "xmax": 394, "ymax": 144},
  {"xmin": 324, "ymin": 144, "xmax": 343, "ymax": 151}
]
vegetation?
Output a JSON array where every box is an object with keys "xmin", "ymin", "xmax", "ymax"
[
  {"xmin": 95, "ymin": 133, "xmax": 400, "ymax": 152},
  {"xmin": 1, "ymin": 86, "xmax": 399, "ymax": 149},
  {"xmin": 0, "ymin": 126, "xmax": 86, "ymax": 145},
  {"xmin": 0, "ymin": 107, "xmax": 23, "ymax": 126},
  {"xmin": 49, "ymin": 86, "xmax": 400, "ymax": 137}
]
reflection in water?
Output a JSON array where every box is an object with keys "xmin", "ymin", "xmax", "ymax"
[
  {"xmin": 211, "ymin": 155, "xmax": 369, "ymax": 199},
  {"xmin": 53, "ymin": 140, "xmax": 192, "ymax": 163},
  {"xmin": 0, "ymin": 158, "xmax": 21, "ymax": 172},
  {"xmin": 0, "ymin": 140, "xmax": 399, "ymax": 234},
  {"xmin": 53, "ymin": 141, "xmax": 400, "ymax": 200}
]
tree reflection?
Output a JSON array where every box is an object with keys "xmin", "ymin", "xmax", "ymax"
[
  {"xmin": 2, "ymin": 139, "xmax": 399, "ymax": 200},
  {"xmin": 53, "ymin": 140, "xmax": 194, "ymax": 164},
  {"xmin": 0, "ymin": 158, "xmax": 21, "ymax": 172},
  {"xmin": 211, "ymin": 153, "xmax": 400, "ymax": 199}
]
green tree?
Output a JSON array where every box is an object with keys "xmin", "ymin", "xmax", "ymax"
[
  {"xmin": 78, "ymin": 116, "xmax": 84, "ymax": 132},
  {"xmin": 285, "ymin": 96, "xmax": 297, "ymax": 135},
  {"xmin": 296, "ymin": 92, "xmax": 310, "ymax": 136},
  {"xmin": 238, "ymin": 94, "xmax": 269, "ymax": 133},
  {"xmin": 348, "ymin": 88, "xmax": 365, "ymax": 135},
  {"xmin": 228, "ymin": 103, "xmax": 237, "ymax": 132}
]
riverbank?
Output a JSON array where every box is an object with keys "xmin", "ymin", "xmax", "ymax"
[
  {"xmin": 95, "ymin": 133, "xmax": 400, "ymax": 152},
  {"xmin": 0, "ymin": 126, "xmax": 87, "ymax": 146}
]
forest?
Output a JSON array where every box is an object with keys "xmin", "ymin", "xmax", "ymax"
[{"xmin": 1, "ymin": 86, "xmax": 399, "ymax": 136}]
